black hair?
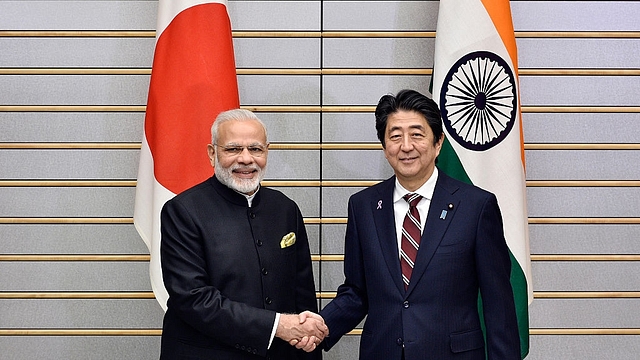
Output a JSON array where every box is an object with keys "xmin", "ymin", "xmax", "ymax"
[{"xmin": 375, "ymin": 89, "xmax": 443, "ymax": 148}]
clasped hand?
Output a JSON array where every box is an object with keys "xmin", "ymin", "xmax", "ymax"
[{"xmin": 276, "ymin": 311, "xmax": 328, "ymax": 352}]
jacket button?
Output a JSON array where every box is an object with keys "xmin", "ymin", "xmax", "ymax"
[
  {"xmin": 265, "ymin": 297, "xmax": 272, "ymax": 305},
  {"xmin": 250, "ymin": 212, "xmax": 256, "ymax": 219},
  {"xmin": 256, "ymin": 239, "xmax": 263, "ymax": 246},
  {"xmin": 396, "ymin": 337, "xmax": 404, "ymax": 346},
  {"xmin": 403, "ymin": 300, "xmax": 410, "ymax": 309},
  {"xmin": 261, "ymin": 268, "xmax": 268, "ymax": 275}
]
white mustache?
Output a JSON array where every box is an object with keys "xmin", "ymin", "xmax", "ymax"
[{"xmin": 231, "ymin": 165, "xmax": 259, "ymax": 172}]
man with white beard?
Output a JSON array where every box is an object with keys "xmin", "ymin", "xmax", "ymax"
[{"xmin": 159, "ymin": 109, "xmax": 327, "ymax": 359}]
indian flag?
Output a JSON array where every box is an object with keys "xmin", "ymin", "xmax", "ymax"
[
  {"xmin": 431, "ymin": 0, "xmax": 532, "ymax": 357},
  {"xmin": 134, "ymin": 0, "xmax": 239, "ymax": 310}
]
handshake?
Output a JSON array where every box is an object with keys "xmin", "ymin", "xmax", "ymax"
[{"xmin": 276, "ymin": 311, "xmax": 329, "ymax": 352}]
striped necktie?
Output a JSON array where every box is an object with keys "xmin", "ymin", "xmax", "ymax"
[{"xmin": 400, "ymin": 193, "xmax": 422, "ymax": 290}]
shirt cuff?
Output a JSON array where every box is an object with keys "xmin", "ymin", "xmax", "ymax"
[{"xmin": 268, "ymin": 313, "xmax": 281, "ymax": 349}]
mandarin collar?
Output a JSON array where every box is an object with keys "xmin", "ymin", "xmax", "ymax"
[{"xmin": 209, "ymin": 176, "xmax": 261, "ymax": 208}]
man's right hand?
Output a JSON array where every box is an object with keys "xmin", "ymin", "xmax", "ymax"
[
  {"xmin": 287, "ymin": 311, "xmax": 329, "ymax": 352},
  {"xmin": 276, "ymin": 311, "xmax": 328, "ymax": 352}
]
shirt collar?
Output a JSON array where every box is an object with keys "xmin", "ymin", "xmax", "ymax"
[
  {"xmin": 237, "ymin": 186, "xmax": 259, "ymax": 207},
  {"xmin": 393, "ymin": 167, "xmax": 438, "ymax": 203}
]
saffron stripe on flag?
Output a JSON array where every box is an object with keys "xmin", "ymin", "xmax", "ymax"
[{"xmin": 134, "ymin": 0, "xmax": 239, "ymax": 310}]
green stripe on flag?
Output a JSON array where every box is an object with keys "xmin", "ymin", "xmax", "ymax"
[
  {"xmin": 438, "ymin": 137, "xmax": 530, "ymax": 358},
  {"xmin": 436, "ymin": 137, "xmax": 472, "ymax": 185},
  {"xmin": 511, "ymin": 253, "xmax": 530, "ymax": 358}
]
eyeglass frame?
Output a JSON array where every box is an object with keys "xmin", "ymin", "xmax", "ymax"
[{"xmin": 213, "ymin": 143, "xmax": 269, "ymax": 157}]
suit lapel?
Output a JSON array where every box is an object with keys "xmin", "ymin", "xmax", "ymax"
[
  {"xmin": 372, "ymin": 177, "xmax": 406, "ymax": 295},
  {"xmin": 406, "ymin": 173, "xmax": 460, "ymax": 295}
]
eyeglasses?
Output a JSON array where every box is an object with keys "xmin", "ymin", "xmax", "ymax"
[{"xmin": 214, "ymin": 143, "xmax": 268, "ymax": 157}]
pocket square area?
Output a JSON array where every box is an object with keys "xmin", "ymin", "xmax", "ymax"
[{"xmin": 280, "ymin": 232, "xmax": 296, "ymax": 248}]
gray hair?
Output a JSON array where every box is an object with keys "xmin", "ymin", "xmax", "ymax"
[{"xmin": 210, "ymin": 108, "xmax": 268, "ymax": 144}]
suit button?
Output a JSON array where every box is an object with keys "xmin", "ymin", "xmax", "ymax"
[
  {"xmin": 250, "ymin": 212, "xmax": 256, "ymax": 219},
  {"xmin": 261, "ymin": 267, "xmax": 268, "ymax": 275},
  {"xmin": 265, "ymin": 297, "xmax": 272, "ymax": 305},
  {"xmin": 396, "ymin": 337, "xmax": 404, "ymax": 346},
  {"xmin": 403, "ymin": 300, "xmax": 410, "ymax": 308},
  {"xmin": 256, "ymin": 239, "xmax": 263, "ymax": 246}
]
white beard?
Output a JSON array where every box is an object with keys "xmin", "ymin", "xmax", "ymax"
[{"xmin": 214, "ymin": 155, "xmax": 266, "ymax": 194}]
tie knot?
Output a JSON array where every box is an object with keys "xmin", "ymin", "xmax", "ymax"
[{"xmin": 403, "ymin": 193, "xmax": 422, "ymax": 207}]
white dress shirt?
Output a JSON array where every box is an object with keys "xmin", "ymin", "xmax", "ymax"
[{"xmin": 392, "ymin": 168, "xmax": 439, "ymax": 257}]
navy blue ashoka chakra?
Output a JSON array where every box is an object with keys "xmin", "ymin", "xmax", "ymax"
[{"xmin": 439, "ymin": 51, "xmax": 517, "ymax": 151}]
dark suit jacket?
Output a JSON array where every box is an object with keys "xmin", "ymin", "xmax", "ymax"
[
  {"xmin": 321, "ymin": 171, "xmax": 520, "ymax": 359},
  {"xmin": 159, "ymin": 176, "xmax": 321, "ymax": 360}
]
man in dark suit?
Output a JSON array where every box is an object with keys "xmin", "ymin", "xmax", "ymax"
[
  {"xmin": 298, "ymin": 89, "xmax": 520, "ymax": 359},
  {"xmin": 159, "ymin": 109, "xmax": 326, "ymax": 359}
]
